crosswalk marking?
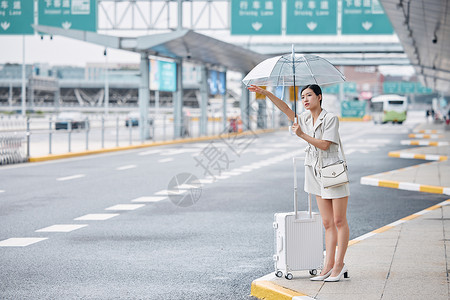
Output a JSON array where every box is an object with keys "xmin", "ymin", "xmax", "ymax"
[
  {"xmin": 57, "ymin": 174, "xmax": 85, "ymax": 181},
  {"xmin": 155, "ymin": 189, "xmax": 187, "ymax": 196},
  {"xmin": 131, "ymin": 196, "xmax": 167, "ymax": 203},
  {"xmin": 105, "ymin": 204, "xmax": 146, "ymax": 211},
  {"xmin": 74, "ymin": 214, "xmax": 119, "ymax": 221},
  {"xmin": 0, "ymin": 237, "xmax": 48, "ymax": 247},
  {"xmin": 116, "ymin": 165, "xmax": 137, "ymax": 171},
  {"xmin": 35, "ymin": 224, "xmax": 88, "ymax": 232}
]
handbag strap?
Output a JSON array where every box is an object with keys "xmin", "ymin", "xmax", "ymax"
[{"xmin": 318, "ymin": 114, "xmax": 347, "ymax": 171}]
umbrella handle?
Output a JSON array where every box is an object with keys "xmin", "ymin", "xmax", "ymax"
[{"xmin": 289, "ymin": 117, "xmax": 298, "ymax": 136}]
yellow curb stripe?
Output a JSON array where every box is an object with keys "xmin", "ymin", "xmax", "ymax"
[
  {"xmin": 419, "ymin": 185, "xmax": 444, "ymax": 194},
  {"xmin": 372, "ymin": 225, "xmax": 394, "ymax": 234},
  {"xmin": 28, "ymin": 128, "xmax": 276, "ymax": 163},
  {"xmin": 425, "ymin": 204, "xmax": 442, "ymax": 211},
  {"xmin": 348, "ymin": 240, "xmax": 360, "ymax": 246},
  {"xmin": 251, "ymin": 280, "xmax": 306, "ymax": 300},
  {"xmin": 379, "ymin": 180, "xmax": 399, "ymax": 189},
  {"xmin": 401, "ymin": 214, "xmax": 420, "ymax": 221}
]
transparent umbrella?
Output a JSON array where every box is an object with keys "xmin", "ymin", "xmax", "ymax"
[{"xmin": 242, "ymin": 47, "xmax": 345, "ymax": 116}]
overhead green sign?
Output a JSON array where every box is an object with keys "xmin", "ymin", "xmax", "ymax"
[
  {"xmin": 38, "ymin": 0, "xmax": 97, "ymax": 32},
  {"xmin": 231, "ymin": 0, "xmax": 282, "ymax": 35},
  {"xmin": 0, "ymin": 0, "xmax": 34, "ymax": 35},
  {"xmin": 341, "ymin": 100, "xmax": 366, "ymax": 118},
  {"xmin": 342, "ymin": 0, "xmax": 393, "ymax": 35},
  {"xmin": 286, "ymin": 0, "xmax": 337, "ymax": 35},
  {"xmin": 383, "ymin": 82, "xmax": 433, "ymax": 94}
]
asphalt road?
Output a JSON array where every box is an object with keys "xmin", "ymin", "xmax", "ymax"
[{"xmin": 0, "ymin": 118, "xmax": 447, "ymax": 299}]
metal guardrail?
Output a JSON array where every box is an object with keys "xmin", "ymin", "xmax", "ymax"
[{"xmin": 0, "ymin": 134, "xmax": 27, "ymax": 165}]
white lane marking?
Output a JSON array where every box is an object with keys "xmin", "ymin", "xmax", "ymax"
[
  {"xmin": 161, "ymin": 149, "xmax": 199, "ymax": 155},
  {"xmin": 0, "ymin": 190, "xmax": 4, "ymax": 193},
  {"xmin": 36, "ymin": 224, "xmax": 88, "ymax": 232},
  {"xmin": 0, "ymin": 237, "xmax": 48, "ymax": 247},
  {"xmin": 57, "ymin": 174, "xmax": 85, "ymax": 181},
  {"xmin": 176, "ymin": 184, "xmax": 200, "ymax": 189},
  {"xmin": 74, "ymin": 214, "xmax": 119, "ymax": 221},
  {"xmin": 233, "ymin": 168, "xmax": 252, "ymax": 172},
  {"xmin": 158, "ymin": 158, "xmax": 174, "ymax": 163},
  {"xmin": 116, "ymin": 165, "xmax": 137, "ymax": 171},
  {"xmin": 221, "ymin": 171, "xmax": 242, "ymax": 176},
  {"xmin": 131, "ymin": 196, "xmax": 167, "ymax": 203},
  {"xmin": 215, "ymin": 175, "xmax": 230, "ymax": 180},
  {"xmin": 154, "ymin": 189, "xmax": 187, "ymax": 196},
  {"xmin": 194, "ymin": 178, "xmax": 215, "ymax": 184},
  {"xmin": 138, "ymin": 149, "xmax": 162, "ymax": 156},
  {"xmin": 105, "ymin": 204, "xmax": 145, "ymax": 211}
]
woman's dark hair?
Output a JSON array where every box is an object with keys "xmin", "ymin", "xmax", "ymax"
[{"xmin": 301, "ymin": 84, "xmax": 322, "ymax": 106}]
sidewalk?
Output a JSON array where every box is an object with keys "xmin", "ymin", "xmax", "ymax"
[
  {"xmin": 252, "ymin": 199, "xmax": 450, "ymax": 300},
  {"xmin": 251, "ymin": 121, "xmax": 450, "ymax": 300}
]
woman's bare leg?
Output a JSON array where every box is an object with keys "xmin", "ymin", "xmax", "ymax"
[
  {"xmin": 330, "ymin": 196, "xmax": 349, "ymax": 277},
  {"xmin": 316, "ymin": 195, "xmax": 337, "ymax": 275}
]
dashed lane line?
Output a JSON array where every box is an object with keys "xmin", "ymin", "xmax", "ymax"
[
  {"xmin": 56, "ymin": 174, "xmax": 86, "ymax": 181},
  {"xmin": 0, "ymin": 237, "xmax": 48, "ymax": 247},
  {"xmin": 131, "ymin": 196, "xmax": 167, "ymax": 203},
  {"xmin": 35, "ymin": 224, "xmax": 88, "ymax": 233},
  {"xmin": 105, "ymin": 204, "xmax": 146, "ymax": 211},
  {"xmin": 74, "ymin": 214, "xmax": 120, "ymax": 221},
  {"xmin": 116, "ymin": 165, "xmax": 137, "ymax": 171},
  {"xmin": 158, "ymin": 158, "xmax": 174, "ymax": 163}
]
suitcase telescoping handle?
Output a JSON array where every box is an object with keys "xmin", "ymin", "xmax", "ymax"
[{"xmin": 293, "ymin": 157, "xmax": 313, "ymax": 220}]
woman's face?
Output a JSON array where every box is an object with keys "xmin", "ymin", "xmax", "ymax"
[{"xmin": 301, "ymin": 88, "xmax": 321, "ymax": 111}]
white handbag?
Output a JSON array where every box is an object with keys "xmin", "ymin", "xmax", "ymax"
[{"xmin": 318, "ymin": 117, "xmax": 349, "ymax": 189}]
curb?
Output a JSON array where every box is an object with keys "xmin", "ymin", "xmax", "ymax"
[
  {"xmin": 400, "ymin": 140, "xmax": 449, "ymax": 146},
  {"xmin": 388, "ymin": 151, "xmax": 448, "ymax": 161},
  {"xmin": 408, "ymin": 134, "xmax": 443, "ymax": 139},
  {"xmin": 360, "ymin": 176, "xmax": 450, "ymax": 195},
  {"xmin": 413, "ymin": 129, "xmax": 443, "ymax": 134},
  {"xmin": 28, "ymin": 128, "xmax": 277, "ymax": 162},
  {"xmin": 250, "ymin": 198, "xmax": 450, "ymax": 300}
]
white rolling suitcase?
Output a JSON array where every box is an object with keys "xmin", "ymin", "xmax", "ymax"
[{"xmin": 273, "ymin": 157, "xmax": 324, "ymax": 280}]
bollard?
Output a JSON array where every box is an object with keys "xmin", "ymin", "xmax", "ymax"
[
  {"xmin": 49, "ymin": 116, "xmax": 52, "ymax": 154},
  {"xmin": 101, "ymin": 115, "xmax": 105, "ymax": 148},
  {"xmin": 129, "ymin": 116, "xmax": 132, "ymax": 145},
  {"xmin": 116, "ymin": 116, "xmax": 119, "ymax": 147},
  {"xmin": 163, "ymin": 115, "xmax": 166, "ymax": 141},
  {"xmin": 68, "ymin": 120, "xmax": 72, "ymax": 153},
  {"xmin": 85, "ymin": 117, "xmax": 89, "ymax": 150},
  {"xmin": 26, "ymin": 117, "xmax": 30, "ymax": 159}
]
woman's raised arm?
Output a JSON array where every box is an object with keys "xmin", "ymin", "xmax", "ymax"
[{"xmin": 247, "ymin": 85, "xmax": 296, "ymax": 121}]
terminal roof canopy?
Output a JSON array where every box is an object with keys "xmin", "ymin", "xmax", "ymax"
[
  {"xmin": 33, "ymin": 25, "xmax": 268, "ymax": 73},
  {"xmin": 381, "ymin": 0, "xmax": 450, "ymax": 93}
]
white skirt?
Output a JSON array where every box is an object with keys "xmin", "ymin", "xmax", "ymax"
[{"xmin": 304, "ymin": 166, "xmax": 350, "ymax": 199}]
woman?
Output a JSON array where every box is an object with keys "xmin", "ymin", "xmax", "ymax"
[{"xmin": 248, "ymin": 84, "xmax": 350, "ymax": 282}]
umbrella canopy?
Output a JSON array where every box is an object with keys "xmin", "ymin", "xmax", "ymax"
[{"xmin": 242, "ymin": 53, "xmax": 346, "ymax": 87}]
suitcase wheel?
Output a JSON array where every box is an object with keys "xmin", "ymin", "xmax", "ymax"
[
  {"xmin": 309, "ymin": 269, "xmax": 317, "ymax": 276},
  {"xmin": 275, "ymin": 271, "xmax": 283, "ymax": 278},
  {"xmin": 285, "ymin": 273, "xmax": 293, "ymax": 280}
]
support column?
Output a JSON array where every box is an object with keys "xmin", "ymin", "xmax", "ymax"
[
  {"xmin": 240, "ymin": 75, "xmax": 250, "ymax": 131},
  {"xmin": 199, "ymin": 65, "xmax": 208, "ymax": 136},
  {"xmin": 173, "ymin": 59, "xmax": 183, "ymax": 139},
  {"xmin": 139, "ymin": 52, "xmax": 150, "ymax": 142},
  {"xmin": 222, "ymin": 69, "xmax": 227, "ymax": 132},
  {"xmin": 257, "ymin": 100, "xmax": 266, "ymax": 129}
]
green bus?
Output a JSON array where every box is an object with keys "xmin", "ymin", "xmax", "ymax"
[{"xmin": 371, "ymin": 94, "xmax": 408, "ymax": 124}]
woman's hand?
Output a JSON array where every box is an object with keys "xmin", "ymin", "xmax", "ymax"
[
  {"xmin": 247, "ymin": 85, "xmax": 268, "ymax": 96},
  {"xmin": 292, "ymin": 122, "xmax": 304, "ymax": 137}
]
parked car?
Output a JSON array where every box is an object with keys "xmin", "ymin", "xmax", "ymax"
[
  {"xmin": 55, "ymin": 112, "xmax": 88, "ymax": 130},
  {"xmin": 125, "ymin": 112, "xmax": 153, "ymax": 127}
]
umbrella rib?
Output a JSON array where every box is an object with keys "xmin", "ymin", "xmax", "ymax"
[
  {"xmin": 303, "ymin": 56, "xmax": 318, "ymax": 84},
  {"xmin": 275, "ymin": 59, "xmax": 288, "ymax": 87}
]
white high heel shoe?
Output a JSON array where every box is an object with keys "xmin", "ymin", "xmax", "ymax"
[
  {"xmin": 310, "ymin": 269, "xmax": 333, "ymax": 281},
  {"xmin": 324, "ymin": 264, "xmax": 349, "ymax": 282}
]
